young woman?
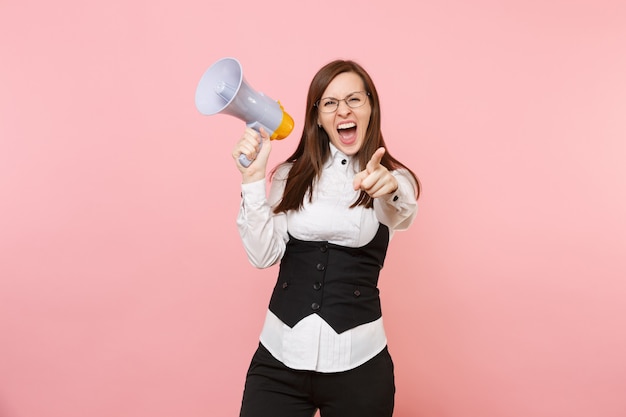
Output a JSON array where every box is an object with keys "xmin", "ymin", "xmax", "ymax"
[{"xmin": 232, "ymin": 59, "xmax": 420, "ymax": 417}]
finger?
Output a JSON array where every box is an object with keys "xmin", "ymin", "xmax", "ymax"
[
  {"xmin": 358, "ymin": 172, "xmax": 378, "ymax": 192},
  {"xmin": 359, "ymin": 170, "xmax": 398, "ymax": 198},
  {"xmin": 244, "ymin": 128, "xmax": 262, "ymax": 146},
  {"xmin": 238, "ymin": 137, "xmax": 259, "ymax": 159},
  {"xmin": 369, "ymin": 178, "xmax": 395, "ymax": 198},
  {"xmin": 361, "ymin": 172, "xmax": 388, "ymax": 195},
  {"xmin": 367, "ymin": 182, "xmax": 386, "ymax": 198},
  {"xmin": 258, "ymin": 127, "xmax": 271, "ymax": 142},
  {"xmin": 233, "ymin": 129, "xmax": 260, "ymax": 162},
  {"xmin": 239, "ymin": 145, "xmax": 257, "ymax": 162},
  {"xmin": 353, "ymin": 170, "xmax": 367, "ymax": 191},
  {"xmin": 367, "ymin": 147, "xmax": 386, "ymax": 171}
]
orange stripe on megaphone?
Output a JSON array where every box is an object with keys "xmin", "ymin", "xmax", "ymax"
[{"xmin": 270, "ymin": 101, "xmax": 294, "ymax": 140}]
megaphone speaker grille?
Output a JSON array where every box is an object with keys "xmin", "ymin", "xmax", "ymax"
[{"xmin": 195, "ymin": 58, "xmax": 243, "ymax": 116}]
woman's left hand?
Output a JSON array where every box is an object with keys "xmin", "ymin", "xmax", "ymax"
[{"xmin": 353, "ymin": 147, "xmax": 398, "ymax": 198}]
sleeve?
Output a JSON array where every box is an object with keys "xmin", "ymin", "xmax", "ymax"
[
  {"xmin": 373, "ymin": 168, "xmax": 419, "ymax": 231},
  {"xmin": 235, "ymin": 166, "xmax": 290, "ymax": 269}
]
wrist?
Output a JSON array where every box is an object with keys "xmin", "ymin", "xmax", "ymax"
[
  {"xmin": 388, "ymin": 177, "xmax": 399, "ymax": 194},
  {"xmin": 241, "ymin": 171, "xmax": 265, "ymax": 184}
]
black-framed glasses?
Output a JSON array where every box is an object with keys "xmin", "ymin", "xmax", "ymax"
[{"xmin": 315, "ymin": 91, "xmax": 370, "ymax": 113}]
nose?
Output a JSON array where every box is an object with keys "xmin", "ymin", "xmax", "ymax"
[{"xmin": 337, "ymin": 99, "xmax": 352, "ymax": 115}]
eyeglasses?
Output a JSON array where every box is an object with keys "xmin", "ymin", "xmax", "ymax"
[{"xmin": 315, "ymin": 91, "xmax": 370, "ymax": 113}]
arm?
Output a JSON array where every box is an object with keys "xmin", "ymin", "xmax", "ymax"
[
  {"xmin": 353, "ymin": 147, "xmax": 418, "ymax": 231},
  {"xmin": 236, "ymin": 178, "xmax": 289, "ymax": 268},
  {"xmin": 233, "ymin": 127, "xmax": 289, "ymax": 268},
  {"xmin": 373, "ymin": 168, "xmax": 418, "ymax": 231}
]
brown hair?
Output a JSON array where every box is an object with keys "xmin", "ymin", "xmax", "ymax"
[{"xmin": 272, "ymin": 59, "xmax": 420, "ymax": 213}]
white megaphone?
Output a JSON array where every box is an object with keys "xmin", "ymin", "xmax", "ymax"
[{"xmin": 195, "ymin": 57, "xmax": 295, "ymax": 167}]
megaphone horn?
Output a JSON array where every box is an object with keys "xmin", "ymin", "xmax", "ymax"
[{"xmin": 195, "ymin": 57, "xmax": 295, "ymax": 167}]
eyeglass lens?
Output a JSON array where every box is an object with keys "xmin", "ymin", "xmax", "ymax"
[{"xmin": 317, "ymin": 92, "xmax": 368, "ymax": 113}]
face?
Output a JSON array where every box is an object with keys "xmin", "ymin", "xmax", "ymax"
[{"xmin": 317, "ymin": 72, "xmax": 371, "ymax": 156}]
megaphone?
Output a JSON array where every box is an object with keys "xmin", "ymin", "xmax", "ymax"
[{"xmin": 195, "ymin": 57, "xmax": 295, "ymax": 167}]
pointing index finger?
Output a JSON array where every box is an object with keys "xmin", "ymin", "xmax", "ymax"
[{"xmin": 368, "ymin": 147, "xmax": 386, "ymax": 171}]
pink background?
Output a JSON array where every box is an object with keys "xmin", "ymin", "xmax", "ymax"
[{"xmin": 2, "ymin": 1, "xmax": 625, "ymax": 416}]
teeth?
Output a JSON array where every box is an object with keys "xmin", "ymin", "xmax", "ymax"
[{"xmin": 337, "ymin": 122, "xmax": 356, "ymax": 130}]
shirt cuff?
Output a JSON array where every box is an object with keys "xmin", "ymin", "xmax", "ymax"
[
  {"xmin": 241, "ymin": 179, "xmax": 266, "ymax": 205},
  {"xmin": 379, "ymin": 171, "xmax": 406, "ymax": 205}
]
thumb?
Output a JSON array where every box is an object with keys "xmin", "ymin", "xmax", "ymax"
[
  {"xmin": 256, "ymin": 127, "xmax": 272, "ymax": 157},
  {"xmin": 353, "ymin": 170, "xmax": 367, "ymax": 191},
  {"xmin": 259, "ymin": 127, "xmax": 271, "ymax": 142}
]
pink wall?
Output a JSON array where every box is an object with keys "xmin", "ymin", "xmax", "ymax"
[{"xmin": 1, "ymin": 1, "xmax": 625, "ymax": 416}]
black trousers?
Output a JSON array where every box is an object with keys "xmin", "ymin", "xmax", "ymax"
[{"xmin": 239, "ymin": 343, "xmax": 395, "ymax": 417}]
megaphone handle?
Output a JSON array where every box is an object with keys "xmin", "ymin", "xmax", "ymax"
[
  {"xmin": 238, "ymin": 148, "xmax": 258, "ymax": 168},
  {"xmin": 239, "ymin": 122, "xmax": 268, "ymax": 168}
]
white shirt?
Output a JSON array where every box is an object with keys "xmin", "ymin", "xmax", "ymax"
[{"xmin": 237, "ymin": 144, "xmax": 418, "ymax": 372}]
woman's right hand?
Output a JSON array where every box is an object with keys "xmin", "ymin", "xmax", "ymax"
[{"xmin": 232, "ymin": 126, "xmax": 272, "ymax": 183}]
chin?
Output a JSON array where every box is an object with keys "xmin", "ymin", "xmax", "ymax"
[{"xmin": 332, "ymin": 139, "xmax": 362, "ymax": 156}]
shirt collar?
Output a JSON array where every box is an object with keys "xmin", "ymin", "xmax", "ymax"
[{"xmin": 326, "ymin": 142, "xmax": 358, "ymax": 171}]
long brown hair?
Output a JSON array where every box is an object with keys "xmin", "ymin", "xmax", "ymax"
[{"xmin": 272, "ymin": 60, "xmax": 420, "ymax": 213}]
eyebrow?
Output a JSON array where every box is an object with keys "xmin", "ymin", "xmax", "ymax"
[{"xmin": 320, "ymin": 91, "xmax": 362, "ymax": 99}]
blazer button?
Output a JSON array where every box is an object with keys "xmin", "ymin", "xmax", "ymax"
[
  {"xmin": 353, "ymin": 289, "xmax": 361, "ymax": 297},
  {"xmin": 311, "ymin": 302, "xmax": 320, "ymax": 311},
  {"xmin": 313, "ymin": 282, "xmax": 322, "ymax": 290},
  {"xmin": 282, "ymin": 282, "xmax": 289, "ymax": 289},
  {"xmin": 320, "ymin": 244, "xmax": 328, "ymax": 253},
  {"xmin": 316, "ymin": 263, "xmax": 325, "ymax": 271}
]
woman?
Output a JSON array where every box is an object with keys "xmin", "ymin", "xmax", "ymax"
[{"xmin": 232, "ymin": 59, "xmax": 420, "ymax": 417}]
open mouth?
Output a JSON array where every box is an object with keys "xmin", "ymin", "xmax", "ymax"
[{"xmin": 337, "ymin": 122, "xmax": 357, "ymax": 144}]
